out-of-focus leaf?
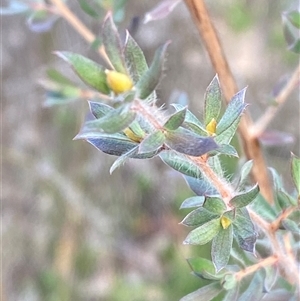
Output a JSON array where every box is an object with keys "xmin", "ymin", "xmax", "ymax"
[
  {"xmin": 238, "ymin": 271, "xmax": 265, "ymax": 300},
  {"xmin": 181, "ymin": 207, "xmax": 219, "ymax": 227},
  {"xmin": 261, "ymin": 290, "xmax": 295, "ymax": 301},
  {"xmin": 291, "ymin": 153, "xmax": 300, "ymax": 193},
  {"xmin": 217, "ymin": 88, "xmax": 247, "ymax": 135},
  {"xmin": 163, "ymin": 106, "xmax": 187, "ymax": 130},
  {"xmin": 179, "ymin": 282, "xmax": 222, "ymax": 301},
  {"xmin": 159, "ymin": 150, "xmax": 202, "ymax": 178},
  {"xmin": 281, "ymin": 219, "xmax": 300, "ymax": 234},
  {"xmin": 44, "ymin": 87, "xmax": 81, "ymax": 106},
  {"xmin": 26, "ymin": 10, "xmax": 59, "ymax": 33},
  {"xmin": 212, "ymin": 225, "xmax": 233, "ymax": 272},
  {"xmin": 138, "ymin": 130, "xmax": 165, "ymax": 154},
  {"xmin": 89, "ymin": 101, "xmax": 114, "ymax": 119},
  {"xmin": 233, "ymin": 208, "xmax": 257, "ymax": 253},
  {"xmin": 282, "ymin": 13, "xmax": 300, "ymax": 53},
  {"xmin": 204, "ymin": 75, "xmax": 222, "ymax": 125},
  {"xmin": 222, "ymin": 274, "xmax": 238, "ymax": 291},
  {"xmin": 46, "ymin": 69, "xmax": 76, "ymax": 86},
  {"xmin": 210, "ymin": 144, "xmax": 239, "ymax": 157},
  {"xmin": 144, "ymin": 0, "xmax": 182, "ymax": 24},
  {"xmin": 229, "ymin": 184, "xmax": 259, "ymax": 208},
  {"xmin": 165, "ymin": 128, "xmax": 218, "ymax": 156},
  {"xmin": 136, "ymin": 41, "xmax": 170, "ymax": 100},
  {"xmin": 183, "ymin": 218, "xmax": 221, "ymax": 245},
  {"xmin": 55, "ymin": 52, "xmax": 110, "ymax": 94},
  {"xmin": 79, "ymin": 108, "xmax": 136, "ymax": 134},
  {"xmin": 277, "ymin": 190, "xmax": 297, "ymax": 207},
  {"xmin": 223, "ymin": 285, "xmax": 239, "ymax": 301},
  {"xmin": 250, "ymin": 193, "xmax": 277, "ymax": 222},
  {"xmin": 184, "ymin": 175, "xmax": 218, "ymax": 196},
  {"xmin": 262, "ymin": 266, "xmax": 278, "ymax": 293},
  {"xmin": 102, "ymin": 13, "xmax": 127, "ymax": 73},
  {"xmin": 284, "ymin": 10, "xmax": 300, "ymax": 29},
  {"xmin": 180, "ymin": 196, "xmax": 205, "ymax": 209},
  {"xmin": 124, "ymin": 31, "xmax": 148, "ymax": 83},
  {"xmin": 187, "ymin": 257, "xmax": 225, "ymax": 280},
  {"xmin": 203, "ymin": 196, "xmax": 227, "ymax": 215},
  {"xmin": 0, "ymin": 0, "xmax": 29, "ymax": 15},
  {"xmin": 236, "ymin": 160, "xmax": 253, "ymax": 189},
  {"xmin": 86, "ymin": 134, "xmax": 137, "ymax": 156},
  {"xmin": 77, "ymin": 0, "xmax": 100, "ymax": 18}
]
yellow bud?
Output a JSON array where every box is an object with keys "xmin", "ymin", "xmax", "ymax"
[
  {"xmin": 220, "ymin": 216, "xmax": 232, "ymax": 229},
  {"xmin": 206, "ymin": 118, "xmax": 217, "ymax": 136},
  {"xmin": 123, "ymin": 127, "xmax": 143, "ymax": 143},
  {"xmin": 105, "ymin": 70, "xmax": 133, "ymax": 94}
]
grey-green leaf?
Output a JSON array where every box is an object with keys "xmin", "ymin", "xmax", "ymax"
[
  {"xmin": 179, "ymin": 282, "xmax": 222, "ymax": 301},
  {"xmin": 180, "ymin": 196, "xmax": 205, "ymax": 209},
  {"xmin": 212, "ymin": 225, "xmax": 233, "ymax": 272},
  {"xmin": 89, "ymin": 101, "xmax": 114, "ymax": 118},
  {"xmin": 181, "ymin": 207, "xmax": 219, "ymax": 227},
  {"xmin": 102, "ymin": 13, "xmax": 127, "ymax": 73},
  {"xmin": 165, "ymin": 128, "xmax": 218, "ymax": 156},
  {"xmin": 204, "ymin": 196, "xmax": 227, "ymax": 215},
  {"xmin": 281, "ymin": 219, "xmax": 300, "ymax": 234},
  {"xmin": 216, "ymin": 88, "xmax": 247, "ymax": 135},
  {"xmin": 55, "ymin": 51, "xmax": 110, "ymax": 94},
  {"xmin": 135, "ymin": 41, "xmax": 170, "ymax": 99},
  {"xmin": 183, "ymin": 218, "xmax": 221, "ymax": 245},
  {"xmin": 163, "ymin": 106, "xmax": 187, "ymax": 130},
  {"xmin": 215, "ymin": 117, "xmax": 240, "ymax": 144},
  {"xmin": 237, "ymin": 160, "xmax": 254, "ymax": 189},
  {"xmin": 124, "ymin": 31, "xmax": 148, "ymax": 83},
  {"xmin": 184, "ymin": 175, "xmax": 218, "ymax": 196},
  {"xmin": 291, "ymin": 153, "xmax": 300, "ymax": 193},
  {"xmin": 138, "ymin": 130, "xmax": 165, "ymax": 154},
  {"xmin": 204, "ymin": 75, "xmax": 222, "ymax": 125},
  {"xmin": 229, "ymin": 184, "xmax": 259, "ymax": 208}
]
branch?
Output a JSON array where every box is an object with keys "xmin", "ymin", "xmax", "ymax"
[
  {"xmin": 49, "ymin": 0, "xmax": 114, "ymax": 69},
  {"xmin": 250, "ymin": 65, "xmax": 300, "ymax": 138},
  {"xmin": 183, "ymin": 0, "xmax": 273, "ymax": 203}
]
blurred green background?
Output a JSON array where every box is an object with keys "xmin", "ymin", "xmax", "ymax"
[{"xmin": 2, "ymin": 0, "xmax": 299, "ymax": 300}]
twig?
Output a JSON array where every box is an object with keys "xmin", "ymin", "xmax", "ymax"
[
  {"xmin": 250, "ymin": 65, "xmax": 300, "ymax": 138},
  {"xmin": 183, "ymin": 0, "xmax": 273, "ymax": 204},
  {"xmin": 49, "ymin": 0, "xmax": 114, "ymax": 69},
  {"xmin": 235, "ymin": 255, "xmax": 278, "ymax": 281}
]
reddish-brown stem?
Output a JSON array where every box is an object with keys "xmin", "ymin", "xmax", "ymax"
[{"xmin": 184, "ymin": 0, "xmax": 273, "ymax": 204}]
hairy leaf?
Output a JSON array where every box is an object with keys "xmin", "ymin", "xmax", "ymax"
[
  {"xmin": 139, "ymin": 130, "xmax": 165, "ymax": 154},
  {"xmin": 250, "ymin": 194, "xmax": 277, "ymax": 222},
  {"xmin": 183, "ymin": 218, "xmax": 221, "ymax": 245},
  {"xmin": 210, "ymin": 144, "xmax": 239, "ymax": 157},
  {"xmin": 181, "ymin": 207, "xmax": 219, "ymax": 227},
  {"xmin": 204, "ymin": 75, "xmax": 222, "ymax": 125},
  {"xmin": 229, "ymin": 184, "xmax": 259, "ymax": 208},
  {"xmin": 89, "ymin": 101, "xmax": 114, "ymax": 118},
  {"xmin": 55, "ymin": 51, "xmax": 110, "ymax": 94},
  {"xmin": 163, "ymin": 106, "xmax": 187, "ymax": 130},
  {"xmin": 180, "ymin": 196, "xmax": 205, "ymax": 209},
  {"xmin": 204, "ymin": 196, "xmax": 227, "ymax": 215},
  {"xmin": 136, "ymin": 41, "xmax": 170, "ymax": 99},
  {"xmin": 236, "ymin": 160, "xmax": 254, "ymax": 189},
  {"xmin": 185, "ymin": 175, "xmax": 218, "ymax": 196},
  {"xmin": 212, "ymin": 225, "xmax": 233, "ymax": 272},
  {"xmin": 179, "ymin": 282, "xmax": 222, "ymax": 301},
  {"xmin": 215, "ymin": 117, "xmax": 240, "ymax": 144}
]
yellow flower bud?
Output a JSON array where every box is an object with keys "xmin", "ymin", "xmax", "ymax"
[
  {"xmin": 123, "ymin": 127, "xmax": 143, "ymax": 143},
  {"xmin": 206, "ymin": 118, "xmax": 217, "ymax": 136},
  {"xmin": 105, "ymin": 70, "xmax": 133, "ymax": 94},
  {"xmin": 220, "ymin": 216, "xmax": 231, "ymax": 229}
]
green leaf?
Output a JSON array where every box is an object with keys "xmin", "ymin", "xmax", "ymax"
[
  {"xmin": 211, "ymin": 225, "xmax": 233, "ymax": 272},
  {"xmin": 222, "ymin": 274, "xmax": 239, "ymax": 291},
  {"xmin": 138, "ymin": 130, "xmax": 165, "ymax": 154},
  {"xmin": 184, "ymin": 175, "xmax": 218, "ymax": 196},
  {"xmin": 181, "ymin": 207, "xmax": 219, "ymax": 227},
  {"xmin": 211, "ymin": 144, "xmax": 239, "ymax": 157},
  {"xmin": 233, "ymin": 208, "xmax": 257, "ymax": 252},
  {"xmin": 215, "ymin": 117, "xmax": 240, "ymax": 144},
  {"xmin": 238, "ymin": 271, "xmax": 265, "ymax": 300},
  {"xmin": 46, "ymin": 68, "xmax": 76, "ymax": 86},
  {"xmin": 204, "ymin": 196, "xmax": 227, "ymax": 215},
  {"xmin": 110, "ymin": 146, "xmax": 139, "ymax": 174},
  {"xmin": 102, "ymin": 13, "xmax": 127, "ymax": 73},
  {"xmin": 216, "ymin": 88, "xmax": 247, "ymax": 135},
  {"xmin": 89, "ymin": 101, "xmax": 114, "ymax": 118},
  {"xmin": 236, "ymin": 160, "xmax": 253, "ymax": 189},
  {"xmin": 180, "ymin": 196, "xmax": 205, "ymax": 209},
  {"xmin": 277, "ymin": 190, "xmax": 297, "ymax": 207},
  {"xmin": 204, "ymin": 75, "xmax": 222, "ymax": 125},
  {"xmin": 285, "ymin": 10, "xmax": 300, "ymax": 29},
  {"xmin": 250, "ymin": 193, "xmax": 277, "ymax": 222},
  {"xmin": 165, "ymin": 128, "xmax": 218, "ymax": 156},
  {"xmin": 179, "ymin": 282, "xmax": 222, "ymax": 301},
  {"xmin": 124, "ymin": 31, "xmax": 148, "ymax": 83},
  {"xmin": 281, "ymin": 219, "xmax": 300, "ymax": 234},
  {"xmin": 282, "ymin": 13, "xmax": 300, "ymax": 53},
  {"xmin": 77, "ymin": 0, "xmax": 100, "ymax": 18},
  {"xmin": 183, "ymin": 218, "xmax": 221, "ymax": 245},
  {"xmin": 291, "ymin": 153, "xmax": 300, "ymax": 194},
  {"xmin": 85, "ymin": 134, "xmax": 138, "ymax": 156},
  {"xmin": 187, "ymin": 257, "xmax": 224, "ymax": 280},
  {"xmin": 172, "ymin": 103, "xmax": 207, "ymax": 135},
  {"xmin": 135, "ymin": 41, "xmax": 170, "ymax": 99},
  {"xmin": 78, "ymin": 108, "xmax": 136, "ymax": 134},
  {"xmin": 55, "ymin": 51, "xmax": 110, "ymax": 94},
  {"xmin": 163, "ymin": 106, "xmax": 187, "ymax": 130},
  {"xmin": 44, "ymin": 87, "xmax": 81, "ymax": 106},
  {"xmin": 159, "ymin": 150, "xmax": 202, "ymax": 178},
  {"xmin": 229, "ymin": 184, "xmax": 259, "ymax": 208}
]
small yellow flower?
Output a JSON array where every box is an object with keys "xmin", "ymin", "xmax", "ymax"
[
  {"xmin": 220, "ymin": 216, "xmax": 231, "ymax": 229},
  {"xmin": 105, "ymin": 70, "xmax": 133, "ymax": 94},
  {"xmin": 206, "ymin": 118, "xmax": 217, "ymax": 136}
]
